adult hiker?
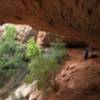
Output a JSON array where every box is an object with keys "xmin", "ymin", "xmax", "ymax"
[{"xmin": 83, "ymin": 48, "xmax": 89, "ymax": 61}]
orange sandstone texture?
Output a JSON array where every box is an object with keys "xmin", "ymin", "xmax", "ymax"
[{"xmin": 0, "ymin": 0, "xmax": 100, "ymax": 49}]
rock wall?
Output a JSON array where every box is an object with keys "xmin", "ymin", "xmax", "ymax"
[
  {"xmin": 0, "ymin": 23, "xmax": 37, "ymax": 42},
  {"xmin": 0, "ymin": 0, "xmax": 100, "ymax": 49}
]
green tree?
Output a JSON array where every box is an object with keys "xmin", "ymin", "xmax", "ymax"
[
  {"xmin": 26, "ymin": 38, "xmax": 67, "ymax": 91},
  {"xmin": 0, "ymin": 25, "xmax": 28, "ymax": 87}
]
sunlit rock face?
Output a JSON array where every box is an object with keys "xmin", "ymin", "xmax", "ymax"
[
  {"xmin": 0, "ymin": 23, "xmax": 37, "ymax": 42},
  {"xmin": 0, "ymin": 0, "xmax": 100, "ymax": 49}
]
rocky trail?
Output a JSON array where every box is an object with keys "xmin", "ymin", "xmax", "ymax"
[{"xmin": 45, "ymin": 48, "xmax": 100, "ymax": 100}]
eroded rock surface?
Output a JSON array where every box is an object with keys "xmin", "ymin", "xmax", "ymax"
[
  {"xmin": 0, "ymin": 23, "xmax": 37, "ymax": 42},
  {"xmin": 45, "ymin": 49, "xmax": 100, "ymax": 100},
  {"xmin": 6, "ymin": 81, "xmax": 43, "ymax": 100},
  {"xmin": 0, "ymin": 0, "xmax": 100, "ymax": 49}
]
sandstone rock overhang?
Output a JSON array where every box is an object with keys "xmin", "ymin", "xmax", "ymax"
[{"xmin": 0, "ymin": 0, "xmax": 100, "ymax": 49}]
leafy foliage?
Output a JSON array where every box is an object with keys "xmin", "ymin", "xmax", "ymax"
[
  {"xmin": 0, "ymin": 25, "xmax": 67, "ymax": 92},
  {"xmin": 49, "ymin": 39, "xmax": 67, "ymax": 63},
  {"xmin": 3, "ymin": 25, "xmax": 16, "ymax": 40},
  {"xmin": 26, "ymin": 54, "xmax": 59, "ymax": 90},
  {"xmin": 26, "ymin": 38, "xmax": 67, "ymax": 91},
  {"xmin": 0, "ymin": 25, "xmax": 28, "ymax": 87},
  {"xmin": 26, "ymin": 37, "xmax": 41, "ymax": 59}
]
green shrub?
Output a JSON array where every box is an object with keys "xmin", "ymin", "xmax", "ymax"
[
  {"xmin": 0, "ymin": 25, "xmax": 28, "ymax": 87},
  {"xmin": 0, "ymin": 25, "xmax": 68, "ymax": 92},
  {"xmin": 26, "ymin": 54, "xmax": 59, "ymax": 90},
  {"xmin": 49, "ymin": 39, "xmax": 67, "ymax": 63},
  {"xmin": 26, "ymin": 37, "xmax": 41, "ymax": 59},
  {"xmin": 26, "ymin": 38, "xmax": 67, "ymax": 91}
]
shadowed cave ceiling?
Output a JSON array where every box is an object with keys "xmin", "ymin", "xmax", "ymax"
[{"xmin": 0, "ymin": 0, "xmax": 100, "ymax": 49}]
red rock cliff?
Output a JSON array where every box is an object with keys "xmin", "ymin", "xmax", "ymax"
[{"xmin": 0, "ymin": 0, "xmax": 100, "ymax": 49}]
